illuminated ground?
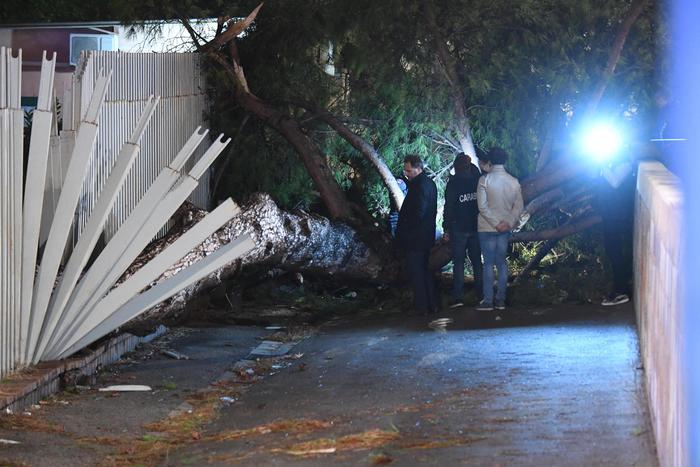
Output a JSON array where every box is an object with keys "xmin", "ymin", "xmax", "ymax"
[{"xmin": 0, "ymin": 303, "xmax": 657, "ymax": 466}]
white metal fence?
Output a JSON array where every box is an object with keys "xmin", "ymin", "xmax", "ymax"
[
  {"xmin": 0, "ymin": 47, "xmax": 23, "ymax": 377},
  {"xmin": 43, "ymin": 51, "xmax": 211, "ymax": 246},
  {"xmin": 0, "ymin": 48, "xmax": 253, "ymax": 379}
]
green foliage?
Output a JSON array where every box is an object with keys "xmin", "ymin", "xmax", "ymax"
[
  {"xmin": 3, "ymin": 0, "xmax": 663, "ymax": 259},
  {"xmin": 509, "ymin": 227, "xmax": 611, "ymax": 305}
]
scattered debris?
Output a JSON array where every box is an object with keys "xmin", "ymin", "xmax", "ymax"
[
  {"xmin": 219, "ymin": 396, "xmax": 237, "ymax": 406},
  {"xmin": 212, "ymin": 419, "xmax": 333, "ymax": 442},
  {"xmin": 99, "ymin": 385, "xmax": 152, "ymax": 392},
  {"xmin": 162, "ymin": 350, "xmax": 190, "ymax": 360},
  {"xmin": 0, "ymin": 439, "xmax": 21, "ymax": 445},
  {"xmin": 288, "ymin": 446, "xmax": 337, "ymax": 456},
  {"xmin": 265, "ymin": 325, "xmax": 284, "ymax": 331},
  {"xmin": 344, "ymin": 291, "xmax": 358, "ymax": 299},
  {"xmin": 249, "ymin": 340, "xmax": 297, "ymax": 357},
  {"xmin": 168, "ymin": 402, "xmax": 194, "ymax": 418},
  {"xmin": 163, "ymin": 382, "xmax": 178, "ymax": 390}
]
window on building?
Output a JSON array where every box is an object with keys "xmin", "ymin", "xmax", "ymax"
[{"xmin": 69, "ymin": 34, "xmax": 117, "ymax": 65}]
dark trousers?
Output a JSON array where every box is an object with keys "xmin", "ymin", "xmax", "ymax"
[
  {"xmin": 602, "ymin": 217, "xmax": 633, "ymax": 295},
  {"xmin": 450, "ymin": 231, "xmax": 483, "ymax": 301},
  {"xmin": 406, "ymin": 250, "xmax": 438, "ymax": 313}
]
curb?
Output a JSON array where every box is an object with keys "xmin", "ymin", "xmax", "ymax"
[{"xmin": 0, "ymin": 326, "xmax": 167, "ymax": 414}]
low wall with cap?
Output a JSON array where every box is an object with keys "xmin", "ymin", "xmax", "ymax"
[{"xmin": 634, "ymin": 161, "xmax": 685, "ymax": 467}]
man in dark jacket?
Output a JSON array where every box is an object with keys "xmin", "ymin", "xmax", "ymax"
[
  {"xmin": 443, "ymin": 154, "xmax": 483, "ymax": 308},
  {"xmin": 396, "ymin": 155, "xmax": 439, "ymax": 315}
]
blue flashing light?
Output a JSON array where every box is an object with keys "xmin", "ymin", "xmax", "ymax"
[{"xmin": 579, "ymin": 122, "xmax": 624, "ymax": 163}]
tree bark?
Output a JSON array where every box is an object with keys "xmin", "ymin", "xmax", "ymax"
[
  {"xmin": 182, "ymin": 13, "xmax": 356, "ymax": 223},
  {"xmin": 585, "ymin": 0, "xmax": 648, "ymax": 117},
  {"xmin": 122, "ymin": 194, "xmax": 396, "ymax": 332},
  {"xmin": 424, "ymin": 1, "xmax": 477, "ymax": 165},
  {"xmin": 511, "ymin": 213, "xmax": 601, "ymax": 242}
]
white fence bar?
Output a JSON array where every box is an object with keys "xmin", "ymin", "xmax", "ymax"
[
  {"xmin": 58, "ymin": 234, "xmax": 255, "ymax": 358},
  {"xmin": 44, "ymin": 129, "xmax": 209, "ymax": 357},
  {"xmin": 70, "ymin": 51, "xmax": 211, "ymax": 244},
  {"xmin": 53, "ymin": 200, "xmax": 242, "ymax": 357},
  {"xmin": 0, "ymin": 47, "xmax": 24, "ymax": 375},
  {"xmin": 0, "ymin": 49, "xmax": 237, "ymax": 381},
  {"xmin": 43, "ymin": 134, "xmax": 228, "ymax": 361},
  {"xmin": 20, "ymin": 52, "xmax": 56, "ymax": 365},
  {"xmin": 33, "ymin": 97, "xmax": 160, "ymax": 361},
  {"xmin": 26, "ymin": 72, "xmax": 111, "ymax": 362},
  {"xmin": 0, "ymin": 47, "xmax": 9, "ymax": 375}
]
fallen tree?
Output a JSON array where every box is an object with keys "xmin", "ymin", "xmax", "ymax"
[
  {"xmin": 121, "ymin": 193, "xmax": 397, "ymax": 332},
  {"xmin": 114, "ymin": 0, "xmax": 653, "ymax": 332}
]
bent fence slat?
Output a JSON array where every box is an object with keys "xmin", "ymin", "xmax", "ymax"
[{"xmin": 0, "ymin": 49, "xmax": 254, "ymax": 378}]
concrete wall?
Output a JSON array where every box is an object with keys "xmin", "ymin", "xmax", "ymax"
[{"xmin": 634, "ymin": 161, "xmax": 686, "ymax": 467}]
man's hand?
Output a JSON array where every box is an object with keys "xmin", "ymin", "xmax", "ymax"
[{"xmin": 495, "ymin": 221, "xmax": 511, "ymax": 233}]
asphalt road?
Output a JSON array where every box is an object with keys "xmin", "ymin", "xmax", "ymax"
[{"xmin": 0, "ymin": 303, "xmax": 657, "ymax": 466}]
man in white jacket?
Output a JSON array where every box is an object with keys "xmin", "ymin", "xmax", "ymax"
[{"xmin": 476, "ymin": 148, "xmax": 523, "ymax": 312}]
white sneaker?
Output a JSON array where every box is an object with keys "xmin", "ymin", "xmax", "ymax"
[{"xmin": 602, "ymin": 293, "xmax": 630, "ymax": 306}]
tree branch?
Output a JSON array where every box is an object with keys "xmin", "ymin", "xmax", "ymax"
[
  {"xmin": 585, "ymin": 0, "xmax": 648, "ymax": 117},
  {"xmin": 423, "ymin": 0, "xmax": 477, "ymax": 162},
  {"xmin": 292, "ymin": 102, "xmax": 406, "ymax": 210},
  {"xmin": 511, "ymin": 213, "xmax": 601, "ymax": 242}
]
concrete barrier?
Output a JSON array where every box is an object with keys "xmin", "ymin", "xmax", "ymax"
[{"xmin": 635, "ymin": 161, "xmax": 686, "ymax": 467}]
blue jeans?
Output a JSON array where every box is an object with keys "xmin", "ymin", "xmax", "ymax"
[
  {"xmin": 478, "ymin": 232, "xmax": 510, "ymax": 304},
  {"xmin": 450, "ymin": 231, "xmax": 483, "ymax": 301}
]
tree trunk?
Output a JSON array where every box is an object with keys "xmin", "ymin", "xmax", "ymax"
[
  {"xmin": 182, "ymin": 14, "xmax": 356, "ymax": 223},
  {"xmin": 122, "ymin": 193, "xmax": 397, "ymax": 332},
  {"xmin": 522, "ymin": 0, "xmax": 647, "ymax": 204},
  {"xmin": 511, "ymin": 213, "xmax": 601, "ymax": 242},
  {"xmin": 513, "ymin": 239, "xmax": 559, "ymax": 285},
  {"xmin": 301, "ymin": 106, "xmax": 405, "ymax": 210},
  {"xmin": 585, "ymin": 0, "xmax": 648, "ymax": 117},
  {"xmin": 424, "ymin": 1, "xmax": 477, "ymax": 164}
]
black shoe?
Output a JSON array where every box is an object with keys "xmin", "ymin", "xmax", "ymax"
[
  {"xmin": 449, "ymin": 299, "xmax": 464, "ymax": 309},
  {"xmin": 495, "ymin": 300, "xmax": 506, "ymax": 311},
  {"xmin": 602, "ymin": 293, "xmax": 630, "ymax": 306},
  {"xmin": 476, "ymin": 300, "xmax": 494, "ymax": 311}
]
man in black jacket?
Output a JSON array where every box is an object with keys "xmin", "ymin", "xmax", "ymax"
[
  {"xmin": 443, "ymin": 154, "xmax": 483, "ymax": 308},
  {"xmin": 396, "ymin": 155, "xmax": 439, "ymax": 315}
]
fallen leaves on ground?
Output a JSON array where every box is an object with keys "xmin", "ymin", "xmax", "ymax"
[
  {"xmin": 0, "ymin": 414, "xmax": 64, "ymax": 434},
  {"xmin": 370, "ymin": 452, "xmax": 394, "ymax": 464},
  {"xmin": 398, "ymin": 436, "xmax": 487, "ymax": 450},
  {"xmin": 276, "ymin": 429, "xmax": 400, "ymax": 457},
  {"xmin": 210, "ymin": 418, "xmax": 333, "ymax": 442}
]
